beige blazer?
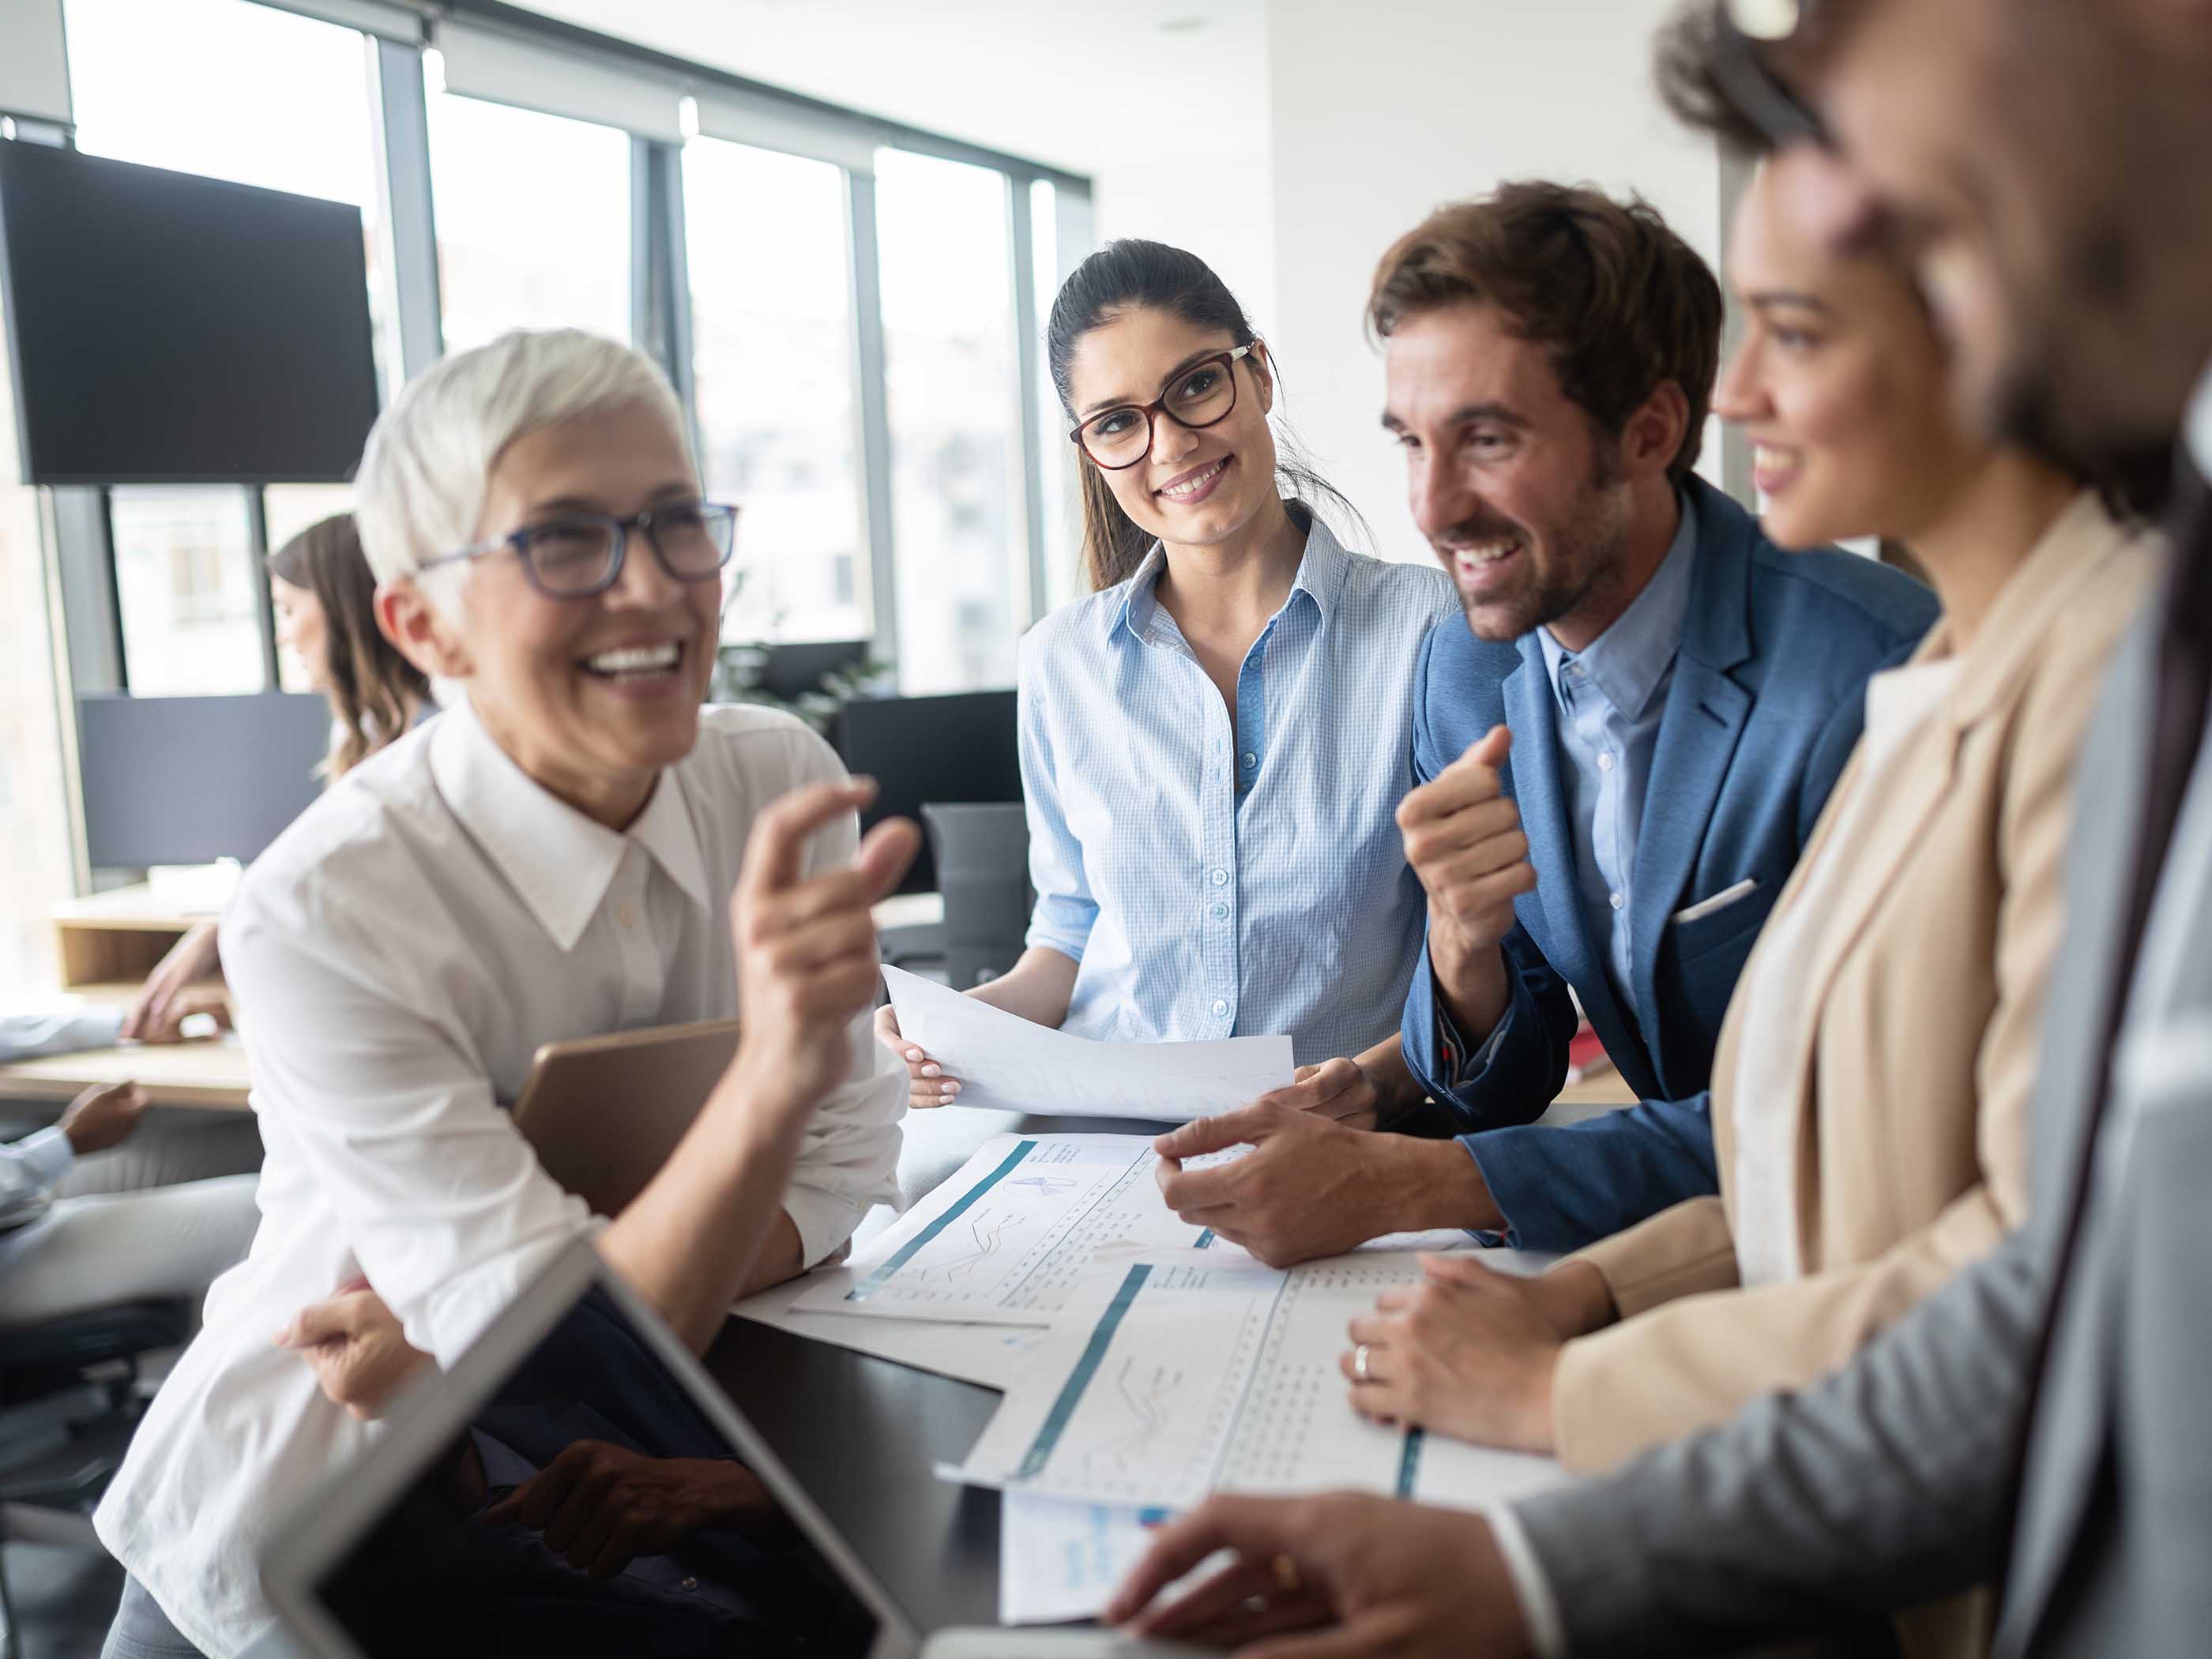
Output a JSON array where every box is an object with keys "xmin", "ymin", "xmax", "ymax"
[{"xmin": 1552, "ymin": 492, "xmax": 2157, "ymax": 1475}]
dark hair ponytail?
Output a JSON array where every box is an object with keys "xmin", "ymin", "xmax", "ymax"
[
  {"xmin": 1046, "ymin": 239, "xmax": 1364, "ymax": 592},
  {"xmin": 269, "ymin": 514, "xmax": 431, "ymax": 779}
]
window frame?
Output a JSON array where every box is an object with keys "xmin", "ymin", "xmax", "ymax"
[{"xmin": 40, "ymin": 0, "xmax": 1093, "ymax": 880}]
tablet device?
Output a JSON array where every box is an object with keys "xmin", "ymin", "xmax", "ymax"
[
  {"xmin": 509, "ymin": 1018, "xmax": 743, "ymax": 1217},
  {"xmin": 260, "ymin": 1240, "xmax": 1206, "ymax": 1659}
]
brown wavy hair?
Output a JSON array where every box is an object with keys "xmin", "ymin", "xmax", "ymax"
[
  {"xmin": 1367, "ymin": 182, "xmax": 1724, "ymax": 484},
  {"xmin": 268, "ymin": 514, "xmax": 430, "ymax": 778}
]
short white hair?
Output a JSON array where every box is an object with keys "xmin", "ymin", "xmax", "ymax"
[{"xmin": 354, "ymin": 329, "xmax": 690, "ymax": 590}]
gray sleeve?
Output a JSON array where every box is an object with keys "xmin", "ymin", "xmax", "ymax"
[{"xmin": 1511, "ymin": 1217, "xmax": 2045, "ymax": 1653}]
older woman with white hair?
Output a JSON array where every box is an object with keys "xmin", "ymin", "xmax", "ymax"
[{"xmin": 92, "ymin": 329, "xmax": 917, "ymax": 1659}]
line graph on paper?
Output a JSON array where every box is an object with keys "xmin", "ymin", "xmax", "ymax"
[
  {"xmin": 798, "ymin": 1135, "xmax": 1213, "ymax": 1326},
  {"xmin": 956, "ymin": 1255, "xmax": 1426, "ymax": 1509},
  {"xmin": 1080, "ymin": 1357, "xmax": 1187, "ymax": 1483},
  {"xmin": 952, "ymin": 1249, "xmax": 1571, "ymax": 1516},
  {"xmin": 915, "ymin": 1207, "xmax": 1016, "ymax": 1283}
]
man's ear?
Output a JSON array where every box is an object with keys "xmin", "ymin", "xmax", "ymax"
[
  {"xmin": 1624, "ymin": 380, "xmax": 1693, "ymax": 480},
  {"xmin": 375, "ymin": 577, "xmax": 472, "ymax": 682}
]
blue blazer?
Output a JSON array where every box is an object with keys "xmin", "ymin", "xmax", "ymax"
[{"xmin": 1399, "ymin": 476, "xmax": 1938, "ymax": 1251}]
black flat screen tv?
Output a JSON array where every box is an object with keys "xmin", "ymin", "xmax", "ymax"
[{"xmin": 0, "ymin": 138, "xmax": 378, "ymax": 485}]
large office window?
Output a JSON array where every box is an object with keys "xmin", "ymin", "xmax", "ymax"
[
  {"xmin": 108, "ymin": 487, "xmax": 264, "ymax": 696},
  {"xmin": 427, "ymin": 90, "xmax": 632, "ymax": 353},
  {"xmin": 685, "ymin": 139, "xmax": 868, "ymax": 645},
  {"xmin": 876, "ymin": 149, "xmax": 1027, "ymax": 694},
  {"xmin": 1030, "ymin": 178, "xmax": 1084, "ymax": 617},
  {"xmin": 64, "ymin": 0, "xmax": 391, "ymax": 702}
]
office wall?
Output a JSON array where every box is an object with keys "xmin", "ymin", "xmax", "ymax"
[
  {"xmin": 0, "ymin": 280, "xmax": 76, "ymax": 995},
  {"xmin": 1264, "ymin": 0, "xmax": 1728, "ymax": 562},
  {"xmin": 1091, "ymin": 150, "xmax": 1281, "ymax": 349}
]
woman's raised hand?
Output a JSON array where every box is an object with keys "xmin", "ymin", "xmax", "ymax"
[{"xmin": 731, "ymin": 777, "xmax": 919, "ymax": 1113}]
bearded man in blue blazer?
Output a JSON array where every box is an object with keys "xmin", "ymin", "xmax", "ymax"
[{"xmin": 1154, "ymin": 182, "xmax": 1936, "ymax": 1259}]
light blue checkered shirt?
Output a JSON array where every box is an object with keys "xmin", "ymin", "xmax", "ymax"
[{"xmin": 1018, "ymin": 511, "xmax": 1458, "ymax": 1066}]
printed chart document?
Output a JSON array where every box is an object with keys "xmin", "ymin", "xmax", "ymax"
[
  {"xmin": 795, "ymin": 1134, "xmax": 1212, "ymax": 1327},
  {"xmin": 945, "ymin": 1250, "xmax": 1564, "ymax": 1513},
  {"xmin": 881, "ymin": 965, "xmax": 1291, "ymax": 1121},
  {"xmin": 729, "ymin": 1266, "xmax": 1047, "ymax": 1390},
  {"xmin": 999, "ymin": 1494, "xmax": 1185, "ymax": 1625}
]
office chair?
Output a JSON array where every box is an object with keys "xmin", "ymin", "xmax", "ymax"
[
  {"xmin": 920, "ymin": 803, "xmax": 1033, "ymax": 991},
  {"xmin": 0, "ymin": 1301, "xmax": 190, "ymax": 1659}
]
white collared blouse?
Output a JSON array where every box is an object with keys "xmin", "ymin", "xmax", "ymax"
[{"xmin": 95, "ymin": 699, "xmax": 902, "ymax": 1657}]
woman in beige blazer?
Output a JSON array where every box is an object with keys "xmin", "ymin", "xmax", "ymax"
[{"xmin": 1337, "ymin": 151, "xmax": 2157, "ymax": 1487}]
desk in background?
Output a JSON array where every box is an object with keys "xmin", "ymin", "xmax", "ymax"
[
  {"xmin": 0, "ymin": 888, "xmax": 963, "ymax": 1115},
  {"xmin": 0, "ymin": 884, "xmax": 250, "ymax": 1111}
]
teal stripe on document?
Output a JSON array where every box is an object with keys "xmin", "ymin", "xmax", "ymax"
[
  {"xmin": 1395, "ymin": 1428, "xmax": 1424, "ymax": 1498},
  {"xmin": 1018, "ymin": 1263, "xmax": 1152, "ymax": 1479},
  {"xmin": 848, "ymin": 1139, "xmax": 1036, "ymax": 1301}
]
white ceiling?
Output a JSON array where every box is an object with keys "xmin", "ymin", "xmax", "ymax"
[{"xmin": 510, "ymin": 0, "xmax": 1272, "ymax": 178}]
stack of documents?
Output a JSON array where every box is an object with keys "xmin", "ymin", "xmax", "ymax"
[{"xmin": 729, "ymin": 986, "xmax": 1564, "ymax": 1623}]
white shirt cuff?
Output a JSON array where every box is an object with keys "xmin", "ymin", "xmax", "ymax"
[
  {"xmin": 15, "ymin": 1125, "xmax": 77, "ymax": 1191},
  {"xmin": 1486, "ymin": 1502, "xmax": 1571, "ymax": 1659},
  {"xmin": 782, "ymin": 1183, "xmax": 867, "ymax": 1270}
]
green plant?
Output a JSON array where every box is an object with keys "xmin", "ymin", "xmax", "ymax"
[{"xmin": 710, "ymin": 638, "xmax": 894, "ymax": 735}]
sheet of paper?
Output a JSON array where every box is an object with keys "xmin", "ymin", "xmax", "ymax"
[
  {"xmin": 945, "ymin": 1249, "xmax": 1563, "ymax": 1512},
  {"xmin": 793, "ymin": 1134, "xmax": 1214, "ymax": 1327},
  {"xmin": 882, "ymin": 965, "xmax": 1292, "ymax": 1122},
  {"xmin": 731, "ymin": 1265, "xmax": 1048, "ymax": 1390},
  {"xmin": 998, "ymin": 1494, "xmax": 1179, "ymax": 1625}
]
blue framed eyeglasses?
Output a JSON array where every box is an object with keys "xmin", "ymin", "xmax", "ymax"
[{"xmin": 417, "ymin": 502, "xmax": 740, "ymax": 600}]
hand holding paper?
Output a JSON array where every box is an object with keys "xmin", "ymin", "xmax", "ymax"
[{"xmin": 879, "ymin": 965, "xmax": 1291, "ymax": 1123}]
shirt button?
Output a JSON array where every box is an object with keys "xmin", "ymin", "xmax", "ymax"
[
  {"xmin": 1609, "ymin": 892, "xmax": 1625, "ymax": 911},
  {"xmin": 1241, "ymin": 751, "xmax": 1258, "ymax": 769},
  {"xmin": 1210, "ymin": 998, "xmax": 1230, "ymax": 1017},
  {"xmin": 615, "ymin": 902, "xmax": 640, "ymax": 930},
  {"xmin": 1210, "ymin": 901, "xmax": 1228, "ymax": 919},
  {"xmin": 1598, "ymin": 752, "xmax": 1614, "ymax": 772},
  {"xmin": 1211, "ymin": 868, "xmax": 1229, "ymax": 887},
  {"xmin": 679, "ymin": 1576, "xmax": 699, "ymax": 1593}
]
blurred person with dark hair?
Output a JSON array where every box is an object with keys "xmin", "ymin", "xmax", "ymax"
[
  {"xmin": 122, "ymin": 514, "xmax": 432, "ymax": 1041},
  {"xmin": 1152, "ymin": 182, "xmax": 1933, "ymax": 1266}
]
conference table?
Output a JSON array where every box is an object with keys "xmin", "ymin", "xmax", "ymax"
[
  {"xmin": 233, "ymin": 1086, "xmax": 1630, "ymax": 1659},
  {"xmin": 702, "ymin": 1083, "xmax": 1628, "ymax": 1632}
]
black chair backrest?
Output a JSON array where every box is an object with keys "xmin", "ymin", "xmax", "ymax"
[{"xmin": 920, "ymin": 803, "xmax": 1030, "ymax": 990}]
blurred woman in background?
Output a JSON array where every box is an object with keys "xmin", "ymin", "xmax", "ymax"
[{"xmin": 122, "ymin": 514, "xmax": 431, "ymax": 1039}]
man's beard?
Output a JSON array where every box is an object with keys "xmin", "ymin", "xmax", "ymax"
[{"xmin": 1450, "ymin": 448, "xmax": 1633, "ymax": 642}]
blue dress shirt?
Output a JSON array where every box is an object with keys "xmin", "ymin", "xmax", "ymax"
[
  {"xmin": 1537, "ymin": 493, "xmax": 1699, "ymax": 1004},
  {"xmin": 1020, "ymin": 510, "xmax": 1456, "ymax": 1065}
]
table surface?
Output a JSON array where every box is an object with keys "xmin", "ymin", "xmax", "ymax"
[
  {"xmin": 0, "ymin": 982, "xmax": 254, "ymax": 1109},
  {"xmin": 706, "ymin": 1315, "xmax": 1009, "ymax": 1631}
]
